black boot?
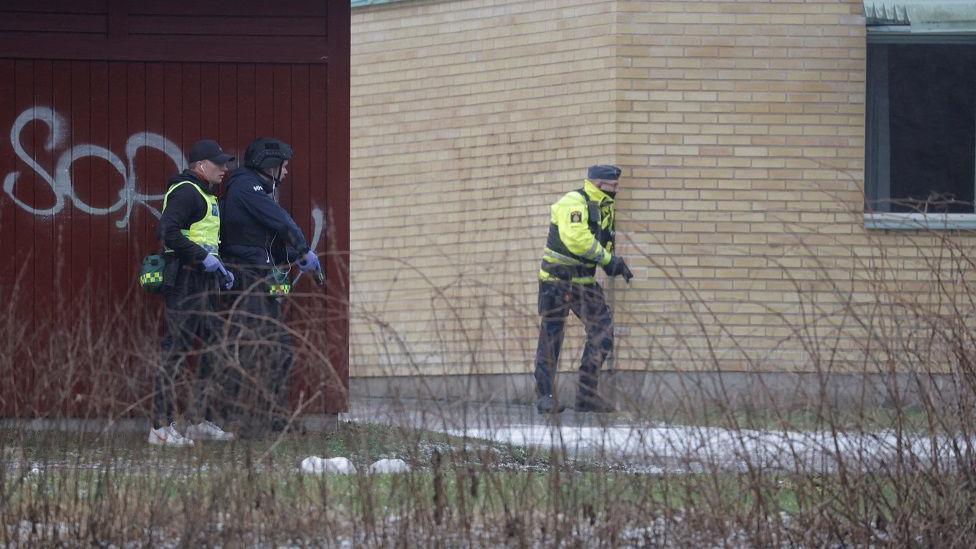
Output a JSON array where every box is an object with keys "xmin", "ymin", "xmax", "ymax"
[
  {"xmin": 574, "ymin": 392, "xmax": 616, "ymax": 413},
  {"xmin": 536, "ymin": 394, "xmax": 566, "ymax": 414}
]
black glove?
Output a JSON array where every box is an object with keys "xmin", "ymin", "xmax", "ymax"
[{"xmin": 603, "ymin": 256, "xmax": 634, "ymax": 282}]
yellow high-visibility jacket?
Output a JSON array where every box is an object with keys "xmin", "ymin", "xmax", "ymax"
[
  {"xmin": 539, "ymin": 179, "xmax": 615, "ymax": 285},
  {"xmin": 162, "ymin": 181, "xmax": 221, "ymax": 254}
]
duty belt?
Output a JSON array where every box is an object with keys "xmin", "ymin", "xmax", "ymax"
[
  {"xmin": 540, "ymin": 261, "xmax": 593, "ymax": 280},
  {"xmin": 163, "ymin": 243, "xmax": 218, "ymax": 255}
]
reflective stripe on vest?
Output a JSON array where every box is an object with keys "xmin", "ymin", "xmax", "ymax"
[{"xmin": 162, "ymin": 181, "xmax": 221, "ymax": 254}]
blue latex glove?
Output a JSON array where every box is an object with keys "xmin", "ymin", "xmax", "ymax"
[
  {"xmin": 202, "ymin": 253, "xmax": 235, "ymax": 290},
  {"xmin": 298, "ymin": 250, "xmax": 321, "ymax": 273},
  {"xmin": 220, "ymin": 268, "xmax": 235, "ymax": 290},
  {"xmin": 202, "ymin": 253, "xmax": 223, "ymax": 273}
]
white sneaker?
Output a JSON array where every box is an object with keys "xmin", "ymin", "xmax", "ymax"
[
  {"xmin": 184, "ymin": 420, "xmax": 235, "ymax": 441},
  {"xmin": 148, "ymin": 423, "xmax": 194, "ymax": 447}
]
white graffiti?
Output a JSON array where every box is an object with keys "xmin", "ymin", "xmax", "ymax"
[
  {"xmin": 2, "ymin": 106, "xmax": 323, "ymax": 247},
  {"xmin": 310, "ymin": 207, "xmax": 325, "ymax": 252},
  {"xmin": 3, "ymin": 106, "xmax": 181, "ymax": 228}
]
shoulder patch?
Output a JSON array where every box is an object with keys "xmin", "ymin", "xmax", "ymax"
[{"xmin": 570, "ymin": 211, "xmax": 582, "ymax": 223}]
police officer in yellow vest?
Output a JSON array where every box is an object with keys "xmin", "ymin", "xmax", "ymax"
[
  {"xmin": 535, "ymin": 164, "xmax": 633, "ymax": 414},
  {"xmin": 149, "ymin": 139, "xmax": 237, "ymax": 447}
]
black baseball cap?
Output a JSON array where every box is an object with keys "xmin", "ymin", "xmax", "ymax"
[
  {"xmin": 188, "ymin": 139, "xmax": 235, "ymax": 164},
  {"xmin": 588, "ymin": 164, "xmax": 621, "ymax": 180}
]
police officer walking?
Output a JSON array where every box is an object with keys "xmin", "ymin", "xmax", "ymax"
[
  {"xmin": 150, "ymin": 139, "xmax": 237, "ymax": 446},
  {"xmin": 219, "ymin": 137, "xmax": 322, "ymax": 435},
  {"xmin": 534, "ymin": 165, "xmax": 633, "ymax": 414}
]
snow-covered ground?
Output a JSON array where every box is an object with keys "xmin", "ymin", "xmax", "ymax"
[
  {"xmin": 347, "ymin": 398, "xmax": 976, "ymax": 473},
  {"xmin": 447, "ymin": 422, "xmax": 976, "ymax": 472}
]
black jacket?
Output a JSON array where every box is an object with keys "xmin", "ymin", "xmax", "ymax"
[
  {"xmin": 155, "ymin": 170, "xmax": 214, "ymax": 264},
  {"xmin": 218, "ymin": 167, "xmax": 309, "ymax": 268}
]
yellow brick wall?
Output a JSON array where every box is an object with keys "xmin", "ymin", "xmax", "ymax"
[
  {"xmin": 613, "ymin": 0, "xmax": 871, "ymax": 373},
  {"xmin": 351, "ymin": 0, "xmax": 976, "ymax": 378},
  {"xmin": 351, "ymin": 0, "xmax": 622, "ymax": 377}
]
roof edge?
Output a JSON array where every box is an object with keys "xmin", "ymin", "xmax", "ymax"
[{"xmin": 864, "ymin": 1, "xmax": 976, "ymax": 26}]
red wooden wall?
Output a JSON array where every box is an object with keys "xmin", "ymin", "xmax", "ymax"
[{"xmin": 0, "ymin": 1, "xmax": 350, "ymax": 416}]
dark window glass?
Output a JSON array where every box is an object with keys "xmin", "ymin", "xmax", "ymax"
[{"xmin": 867, "ymin": 43, "xmax": 976, "ymax": 214}]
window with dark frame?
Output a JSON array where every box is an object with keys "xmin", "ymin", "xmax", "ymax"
[{"xmin": 865, "ymin": 42, "xmax": 976, "ymax": 215}]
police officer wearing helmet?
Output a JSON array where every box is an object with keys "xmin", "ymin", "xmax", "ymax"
[
  {"xmin": 150, "ymin": 139, "xmax": 237, "ymax": 447},
  {"xmin": 219, "ymin": 137, "xmax": 321, "ymax": 434},
  {"xmin": 534, "ymin": 164, "xmax": 633, "ymax": 414}
]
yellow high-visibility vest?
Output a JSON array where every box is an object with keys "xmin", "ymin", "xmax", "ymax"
[{"xmin": 162, "ymin": 181, "xmax": 221, "ymax": 254}]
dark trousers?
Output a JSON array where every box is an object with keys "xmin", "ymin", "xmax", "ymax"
[
  {"xmin": 533, "ymin": 280, "xmax": 614, "ymax": 401},
  {"xmin": 154, "ymin": 267, "xmax": 222, "ymax": 428},
  {"xmin": 222, "ymin": 264, "xmax": 293, "ymax": 431}
]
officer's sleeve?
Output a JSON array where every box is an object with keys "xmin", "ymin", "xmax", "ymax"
[
  {"xmin": 282, "ymin": 242, "xmax": 306, "ymax": 263},
  {"xmin": 553, "ymin": 195, "xmax": 612, "ymax": 266},
  {"xmin": 156, "ymin": 186, "xmax": 208, "ymax": 263},
  {"xmin": 233, "ymin": 186, "xmax": 311, "ymax": 255}
]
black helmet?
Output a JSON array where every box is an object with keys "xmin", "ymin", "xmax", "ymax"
[{"xmin": 244, "ymin": 137, "xmax": 293, "ymax": 170}]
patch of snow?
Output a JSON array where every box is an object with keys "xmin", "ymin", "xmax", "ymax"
[
  {"xmin": 368, "ymin": 458, "xmax": 410, "ymax": 474},
  {"xmin": 446, "ymin": 423, "xmax": 976, "ymax": 472},
  {"xmin": 8, "ymin": 520, "xmax": 72, "ymax": 542},
  {"xmin": 300, "ymin": 456, "xmax": 357, "ymax": 475}
]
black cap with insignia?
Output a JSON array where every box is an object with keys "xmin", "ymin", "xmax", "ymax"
[
  {"xmin": 188, "ymin": 139, "xmax": 235, "ymax": 165},
  {"xmin": 587, "ymin": 164, "xmax": 621, "ymax": 180}
]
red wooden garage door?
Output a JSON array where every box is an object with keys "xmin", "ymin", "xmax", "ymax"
[{"xmin": 0, "ymin": 2, "xmax": 349, "ymax": 417}]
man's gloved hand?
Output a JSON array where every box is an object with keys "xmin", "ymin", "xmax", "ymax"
[
  {"xmin": 202, "ymin": 253, "xmax": 235, "ymax": 290},
  {"xmin": 603, "ymin": 256, "xmax": 634, "ymax": 282},
  {"xmin": 220, "ymin": 268, "xmax": 235, "ymax": 291},
  {"xmin": 202, "ymin": 253, "xmax": 224, "ymax": 273},
  {"xmin": 298, "ymin": 250, "xmax": 321, "ymax": 273},
  {"xmin": 621, "ymin": 263, "xmax": 633, "ymax": 283}
]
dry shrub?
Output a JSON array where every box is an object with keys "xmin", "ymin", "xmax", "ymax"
[{"xmin": 2, "ymin": 217, "xmax": 976, "ymax": 546}]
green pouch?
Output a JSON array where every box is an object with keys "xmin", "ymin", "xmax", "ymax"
[
  {"xmin": 138, "ymin": 254, "xmax": 166, "ymax": 294},
  {"xmin": 268, "ymin": 268, "xmax": 291, "ymax": 297}
]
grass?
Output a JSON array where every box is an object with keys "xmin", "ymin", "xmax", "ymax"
[
  {"xmin": 6, "ymin": 218, "xmax": 976, "ymax": 545},
  {"xmin": 3, "ymin": 418, "xmax": 976, "ymax": 546}
]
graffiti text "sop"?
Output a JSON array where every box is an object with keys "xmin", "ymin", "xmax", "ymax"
[
  {"xmin": 3, "ymin": 106, "xmax": 325, "ymax": 248},
  {"xmin": 3, "ymin": 106, "xmax": 183, "ymax": 229}
]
